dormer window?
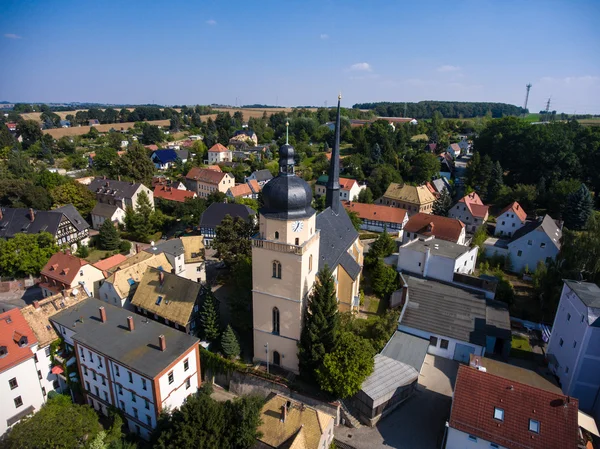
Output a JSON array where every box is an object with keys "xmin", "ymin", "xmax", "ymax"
[
  {"xmin": 529, "ymin": 419, "xmax": 540, "ymax": 434},
  {"xmin": 493, "ymin": 407, "xmax": 504, "ymax": 421},
  {"xmin": 0, "ymin": 345, "xmax": 7, "ymax": 358}
]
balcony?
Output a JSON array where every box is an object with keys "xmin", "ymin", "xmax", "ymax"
[{"xmin": 252, "ymin": 230, "xmax": 320, "ymax": 256}]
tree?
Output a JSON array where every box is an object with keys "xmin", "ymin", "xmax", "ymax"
[
  {"xmin": 298, "ymin": 266, "xmax": 340, "ymax": 379},
  {"xmin": 4, "ymin": 394, "xmax": 103, "ymax": 449},
  {"xmin": 411, "ymin": 153, "xmax": 440, "ymax": 184},
  {"xmin": 0, "ymin": 232, "xmax": 59, "ymax": 278},
  {"xmin": 432, "ymin": 189, "xmax": 453, "ymax": 216},
  {"xmin": 564, "ymin": 184, "xmax": 593, "ymax": 230},
  {"xmin": 124, "ymin": 191, "xmax": 155, "ymax": 242},
  {"xmin": 487, "ymin": 161, "xmax": 504, "ymax": 203},
  {"xmin": 371, "ymin": 259, "xmax": 398, "ymax": 298},
  {"xmin": 212, "ymin": 214, "xmax": 256, "ymax": 267},
  {"xmin": 229, "ymin": 256, "xmax": 253, "ymax": 332},
  {"xmin": 364, "ymin": 228, "xmax": 397, "ymax": 267},
  {"xmin": 316, "ymin": 331, "xmax": 375, "ymax": 398},
  {"xmin": 99, "ymin": 219, "xmax": 121, "ymax": 250},
  {"xmin": 357, "ymin": 187, "xmax": 374, "ymax": 204},
  {"xmin": 141, "ymin": 124, "xmax": 164, "ymax": 144},
  {"xmin": 93, "ymin": 146, "xmax": 119, "ymax": 174},
  {"xmin": 17, "ymin": 119, "xmax": 43, "ymax": 150},
  {"xmin": 117, "ymin": 143, "xmax": 155, "ymax": 184},
  {"xmin": 221, "ymin": 325, "xmax": 240, "ymax": 359},
  {"xmin": 50, "ymin": 182, "xmax": 97, "ymax": 217},
  {"xmin": 347, "ymin": 210, "xmax": 362, "ymax": 231},
  {"xmin": 367, "ymin": 164, "xmax": 402, "ymax": 199},
  {"xmin": 199, "ymin": 292, "xmax": 220, "ymax": 342}
]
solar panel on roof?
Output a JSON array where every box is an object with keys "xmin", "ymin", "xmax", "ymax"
[{"xmin": 156, "ymin": 296, "xmax": 163, "ymax": 306}]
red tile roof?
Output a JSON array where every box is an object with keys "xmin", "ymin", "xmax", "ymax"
[
  {"xmin": 404, "ymin": 213, "xmax": 465, "ymax": 242},
  {"xmin": 450, "ymin": 365, "xmax": 579, "ymax": 449},
  {"xmin": 499, "ymin": 201, "xmax": 527, "ymax": 222},
  {"xmin": 92, "ymin": 254, "xmax": 128, "ymax": 272},
  {"xmin": 153, "ymin": 185, "xmax": 197, "ymax": 203},
  {"xmin": 206, "ymin": 165, "xmax": 222, "ymax": 172},
  {"xmin": 449, "ymin": 143, "xmax": 461, "ymax": 153},
  {"xmin": 185, "ymin": 167, "xmax": 228, "ymax": 184},
  {"xmin": 144, "ymin": 144, "xmax": 159, "ymax": 151},
  {"xmin": 339, "ymin": 178, "xmax": 358, "ymax": 191},
  {"xmin": 228, "ymin": 183, "xmax": 253, "ymax": 198},
  {"xmin": 208, "ymin": 143, "xmax": 229, "ymax": 153},
  {"xmin": 247, "ymin": 179, "xmax": 261, "ymax": 194},
  {"xmin": 459, "ymin": 192, "xmax": 490, "ymax": 219},
  {"xmin": 343, "ymin": 201, "xmax": 407, "ymax": 225},
  {"xmin": 40, "ymin": 252, "xmax": 89, "ymax": 285},
  {"xmin": 0, "ymin": 309, "xmax": 37, "ymax": 373}
]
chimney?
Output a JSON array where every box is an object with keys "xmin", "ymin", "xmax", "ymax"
[
  {"xmin": 127, "ymin": 316, "xmax": 134, "ymax": 331},
  {"xmin": 159, "ymin": 271, "xmax": 164, "ymax": 285},
  {"xmin": 281, "ymin": 405, "xmax": 287, "ymax": 423},
  {"xmin": 29, "ymin": 208, "xmax": 35, "ymax": 222},
  {"xmin": 99, "ymin": 306, "xmax": 107, "ymax": 323},
  {"xmin": 159, "ymin": 335, "xmax": 166, "ymax": 351},
  {"xmin": 135, "ymin": 243, "xmax": 141, "ymax": 254},
  {"xmin": 33, "ymin": 300, "xmax": 40, "ymax": 309},
  {"xmin": 427, "ymin": 222, "xmax": 434, "ymax": 233}
]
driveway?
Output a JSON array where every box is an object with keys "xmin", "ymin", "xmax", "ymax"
[{"xmin": 335, "ymin": 354, "xmax": 459, "ymax": 449}]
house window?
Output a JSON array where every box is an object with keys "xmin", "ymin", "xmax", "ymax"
[
  {"xmin": 102, "ymin": 376, "xmax": 106, "ymax": 386},
  {"xmin": 490, "ymin": 444, "xmax": 499, "ymax": 449},
  {"xmin": 272, "ymin": 307, "xmax": 280, "ymax": 335},
  {"xmin": 272, "ymin": 261, "xmax": 282, "ymax": 279},
  {"xmin": 115, "ymin": 366, "xmax": 120, "ymax": 376},
  {"xmin": 83, "ymin": 366, "xmax": 88, "ymax": 375},
  {"xmin": 45, "ymin": 347, "xmax": 51, "ymax": 357},
  {"xmin": 86, "ymin": 381, "xmax": 90, "ymax": 391},
  {"xmin": 9, "ymin": 378, "xmax": 18, "ymax": 389},
  {"xmin": 119, "ymin": 400, "xmax": 125, "ymax": 410},
  {"xmin": 512, "ymin": 223, "xmax": 515, "ymax": 227},
  {"xmin": 184, "ymin": 359, "xmax": 189, "ymax": 371},
  {"xmin": 527, "ymin": 240, "xmax": 533, "ymax": 246},
  {"xmin": 92, "ymin": 372, "xmax": 97, "ymax": 381},
  {"xmin": 14, "ymin": 396, "xmax": 23, "ymax": 408},
  {"xmin": 529, "ymin": 419, "xmax": 540, "ymax": 434},
  {"xmin": 440, "ymin": 339, "xmax": 449, "ymax": 350},
  {"xmin": 94, "ymin": 386, "xmax": 99, "ymax": 397},
  {"xmin": 146, "ymin": 415, "xmax": 152, "ymax": 426},
  {"xmin": 493, "ymin": 407, "xmax": 504, "ymax": 421},
  {"xmin": 133, "ymin": 407, "xmax": 138, "ymax": 419},
  {"xmin": 145, "ymin": 398, "xmax": 150, "ymax": 410},
  {"xmin": 565, "ymin": 366, "xmax": 569, "ymax": 374},
  {"xmin": 429, "ymin": 336, "xmax": 438, "ymax": 347},
  {"xmin": 168, "ymin": 371, "xmax": 174, "ymax": 385},
  {"xmin": 186, "ymin": 378, "xmax": 191, "ymax": 389},
  {"xmin": 517, "ymin": 250, "xmax": 522, "ymax": 257},
  {"xmin": 295, "ymin": 237, "xmax": 299, "ymax": 246},
  {"xmin": 468, "ymin": 435, "xmax": 477, "ymax": 442},
  {"xmin": 501, "ymin": 221, "xmax": 505, "ymax": 225},
  {"xmin": 104, "ymin": 391, "xmax": 109, "ymax": 402},
  {"xmin": 559, "ymin": 338, "xmax": 564, "ymax": 347},
  {"xmin": 131, "ymin": 392, "xmax": 136, "ymax": 402},
  {"xmin": 567, "ymin": 313, "xmax": 571, "ymax": 321},
  {"xmin": 274, "ymin": 231, "xmax": 279, "ymax": 240},
  {"xmin": 418, "ymin": 262, "xmax": 421, "ymax": 267},
  {"xmin": 118, "ymin": 385, "xmax": 123, "ymax": 395},
  {"xmin": 128, "ymin": 372, "xmax": 133, "ymax": 383},
  {"xmin": 540, "ymin": 242, "xmax": 546, "ymax": 248}
]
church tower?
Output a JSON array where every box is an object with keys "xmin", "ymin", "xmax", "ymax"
[{"xmin": 251, "ymin": 126, "xmax": 320, "ymax": 374}]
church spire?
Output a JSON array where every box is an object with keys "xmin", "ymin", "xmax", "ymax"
[{"xmin": 326, "ymin": 94, "xmax": 342, "ymax": 214}]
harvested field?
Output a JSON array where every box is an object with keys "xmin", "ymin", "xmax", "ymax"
[{"xmin": 42, "ymin": 119, "xmax": 170, "ymax": 138}]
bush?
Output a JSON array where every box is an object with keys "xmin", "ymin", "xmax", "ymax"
[
  {"xmin": 119, "ymin": 240, "xmax": 132, "ymax": 254},
  {"xmin": 76, "ymin": 244, "xmax": 89, "ymax": 258}
]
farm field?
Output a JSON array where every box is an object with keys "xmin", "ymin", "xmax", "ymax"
[{"xmin": 42, "ymin": 119, "xmax": 171, "ymax": 138}]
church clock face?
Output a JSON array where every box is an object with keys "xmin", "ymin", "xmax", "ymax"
[{"xmin": 292, "ymin": 221, "xmax": 304, "ymax": 232}]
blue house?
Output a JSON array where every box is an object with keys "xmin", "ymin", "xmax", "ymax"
[{"xmin": 151, "ymin": 149, "xmax": 189, "ymax": 170}]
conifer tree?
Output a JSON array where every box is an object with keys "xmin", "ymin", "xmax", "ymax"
[
  {"xmin": 98, "ymin": 219, "xmax": 120, "ymax": 250},
  {"xmin": 298, "ymin": 266, "xmax": 340, "ymax": 379},
  {"xmin": 199, "ymin": 292, "xmax": 220, "ymax": 342},
  {"xmin": 486, "ymin": 161, "xmax": 504, "ymax": 202},
  {"xmin": 564, "ymin": 184, "xmax": 593, "ymax": 230},
  {"xmin": 364, "ymin": 227, "xmax": 397, "ymax": 267},
  {"xmin": 432, "ymin": 189, "xmax": 453, "ymax": 216},
  {"xmin": 221, "ymin": 325, "xmax": 240, "ymax": 359}
]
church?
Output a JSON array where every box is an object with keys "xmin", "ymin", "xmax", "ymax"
[{"xmin": 252, "ymin": 96, "xmax": 364, "ymax": 374}]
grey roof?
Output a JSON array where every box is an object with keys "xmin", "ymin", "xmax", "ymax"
[
  {"xmin": 145, "ymin": 238, "xmax": 185, "ymax": 257},
  {"xmin": 175, "ymin": 150, "xmax": 189, "ymax": 160},
  {"xmin": 563, "ymin": 280, "xmax": 600, "ymax": 327},
  {"xmin": 510, "ymin": 214, "xmax": 562, "ymax": 249},
  {"xmin": 87, "ymin": 178, "xmax": 143, "ymax": 200},
  {"xmin": 199, "ymin": 202, "xmax": 255, "ymax": 229},
  {"xmin": 432, "ymin": 178, "xmax": 450, "ymax": 194},
  {"xmin": 360, "ymin": 355, "xmax": 418, "ymax": 406},
  {"xmin": 54, "ymin": 205, "xmax": 90, "ymax": 232},
  {"xmin": 400, "ymin": 276, "xmax": 511, "ymax": 346},
  {"xmin": 91, "ymin": 203, "xmax": 121, "ymax": 218},
  {"xmin": 251, "ymin": 169, "xmax": 273, "ymax": 182},
  {"xmin": 0, "ymin": 206, "xmax": 86, "ymax": 239},
  {"xmin": 316, "ymin": 207, "xmax": 361, "ymax": 280},
  {"xmin": 49, "ymin": 297, "xmax": 198, "ymax": 378},
  {"xmin": 381, "ymin": 331, "xmax": 429, "ymax": 372},
  {"xmin": 400, "ymin": 238, "xmax": 472, "ymax": 260}
]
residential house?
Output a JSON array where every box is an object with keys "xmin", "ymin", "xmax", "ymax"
[
  {"xmin": 232, "ymin": 144, "xmax": 268, "ymax": 161},
  {"xmin": 342, "ymin": 201, "xmax": 408, "ymax": 236},
  {"xmin": 315, "ymin": 175, "xmax": 367, "ymax": 201},
  {"xmin": 20, "ymin": 288, "xmax": 92, "ymax": 402},
  {"xmin": 229, "ymin": 129, "xmax": 258, "ymax": 147},
  {"xmin": 88, "ymin": 177, "xmax": 154, "ymax": 212},
  {"xmin": 438, "ymin": 152, "xmax": 455, "ymax": 174},
  {"xmin": 92, "ymin": 254, "xmax": 128, "ymax": 275},
  {"xmin": 59, "ymin": 120, "xmax": 71, "ymax": 128},
  {"xmin": 254, "ymin": 393, "xmax": 335, "ymax": 449},
  {"xmin": 447, "ymin": 143, "xmax": 461, "ymax": 158},
  {"xmin": 397, "ymin": 237, "xmax": 478, "ymax": 283},
  {"xmin": 0, "ymin": 205, "xmax": 90, "ymax": 249},
  {"xmin": 484, "ymin": 214, "xmax": 562, "ymax": 273},
  {"xmin": 402, "ymin": 213, "xmax": 467, "ymax": 245},
  {"xmin": 91, "ymin": 203, "xmax": 126, "ymax": 230},
  {"xmin": 180, "ymin": 236, "xmax": 206, "ymax": 283},
  {"xmin": 245, "ymin": 169, "xmax": 273, "ymax": 186},
  {"xmin": 98, "ymin": 253, "xmax": 172, "ymax": 309},
  {"xmin": 150, "ymin": 149, "xmax": 189, "ymax": 170},
  {"xmin": 0, "ymin": 309, "xmax": 46, "ymax": 435},
  {"xmin": 207, "ymin": 143, "xmax": 232, "ymax": 164},
  {"xmin": 423, "ymin": 143, "xmax": 437, "ymax": 154},
  {"xmin": 397, "ymin": 275, "xmax": 511, "ymax": 362},
  {"xmin": 547, "ymin": 280, "xmax": 600, "ymax": 421},
  {"xmin": 49, "ymin": 298, "xmax": 200, "ymax": 440},
  {"xmin": 131, "ymin": 268, "xmax": 203, "ymax": 334},
  {"xmin": 39, "ymin": 251, "xmax": 104, "ymax": 298},
  {"xmin": 449, "ymin": 192, "xmax": 489, "ymax": 233},
  {"xmin": 377, "ymin": 183, "xmax": 436, "ymax": 215},
  {"xmin": 350, "ymin": 331, "xmax": 428, "ymax": 426},
  {"xmin": 226, "ymin": 180, "xmax": 261, "ymax": 200},
  {"xmin": 431, "ymin": 177, "xmax": 450, "ymax": 195},
  {"xmin": 446, "ymin": 364, "xmax": 579, "ymax": 449},
  {"xmin": 153, "ymin": 185, "xmax": 197, "ymax": 204},
  {"xmin": 199, "ymin": 203, "xmax": 255, "ymax": 248},
  {"xmin": 88, "ymin": 119, "xmax": 100, "ymax": 126},
  {"xmin": 144, "ymin": 239, "xmax": 188, "ymax": 278},
  {"xmin": 5, "ymin": 122, "xmax": 17, "ymax": 133},
  {"xmin": 495, "ymin": 201, "xmax": 527, "ymax": 237},
  {"xmin": 184, "ymin": 167, "xmax": 234, "ymax": 198},
  {"xmin": 457, "ymin": 138, "xmax": 470, "ymax": 154}
]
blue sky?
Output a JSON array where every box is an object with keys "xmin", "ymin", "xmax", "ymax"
[{"xmin": 1, "ymin": 0, "xmax": 599, "ymax": 113}]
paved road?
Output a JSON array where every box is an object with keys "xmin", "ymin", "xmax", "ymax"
[{"xmin": 0, "ymin": 286, "xmax": 43, "ymax": 312}]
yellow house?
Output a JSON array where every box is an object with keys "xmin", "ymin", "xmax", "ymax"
[{"xmin": 378, "ymin": 183, "xmax": 436, "ymax": 215}]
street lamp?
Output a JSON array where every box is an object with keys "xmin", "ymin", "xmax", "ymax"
[{"xmin": 264, "ymin": 343, "xmax": 269, "ymax": 374}]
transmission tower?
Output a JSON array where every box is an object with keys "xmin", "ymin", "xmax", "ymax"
[
  {"xmin": 544, "ymin": 97, "xmax": 552, "ymax": 122},
  {"xmin": 523, "ymin": 83, "xmax": 532, "ymax": 111}
]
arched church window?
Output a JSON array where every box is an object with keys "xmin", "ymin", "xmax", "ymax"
[
  {"xmin": 275, "ymin": 231, "xmax": 279, "ymax": 240},
  {"xmin": 272, "ymin": 307, "xmax": 280, "ymax": 335},
  {"xmin": 295, "ymin": 238, "xmax": 299, "ymax": 246},
  {"xmin": 272, "ymin": 261, "xmax": 282, "ymax": 279}
]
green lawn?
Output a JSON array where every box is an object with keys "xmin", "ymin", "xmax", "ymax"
[
  {"xmin": 85, "ymin": 248, "xmax": 115, "ymax": 264},
  {"xmin": 511, "ymin": 334, "xmax": 532, "ymax": 351}
]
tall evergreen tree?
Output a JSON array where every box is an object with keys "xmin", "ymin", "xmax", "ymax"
[
  {"xmin": 432, "ymin": 189, "xmax": 453, "ymax": 216},
  {"xmin": 564, "ymin": 184, "xmax": 593, "ymax": 230},
  {"xmin": 199, "ymin": 292, "xmax": 220, "ymax": 342},
  {"xmin": 298, "ymin": 266, "xmax": 340, "ymax": 379},
  {"xmin": 364, "ymin": 228, "xmax": 397, "ymax": 267},
  {"xmin": 221, "ymin": 325, "xmax": 240, "ymax": 359},
  {"xmin": 486, "ymin": 161, "xmax": 504, "ymax": 202},
  {"xmin": 133, "ymin": 191, "xmax": 154, "ymax": 241},
  {"xmin": 98, "ymin": 219, "xmax": 121, "ymax": 250}
]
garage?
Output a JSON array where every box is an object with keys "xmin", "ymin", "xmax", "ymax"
[{"xmin": 453, "ymin": 344, "xmax": 475, "ymax": 363}]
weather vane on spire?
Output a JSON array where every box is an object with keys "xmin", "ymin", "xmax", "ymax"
[
  {"xmin": 338, "ymin": 92, "xmax": 342, "ymax": 100},
  {"xmin": 285, "ymin": 121, "xmax": 289, "ymax": 145}
]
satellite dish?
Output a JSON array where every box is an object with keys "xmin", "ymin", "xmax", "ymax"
[{"xmin": 150, "ymin": 241, "xmax": 155, "ymax": 246}]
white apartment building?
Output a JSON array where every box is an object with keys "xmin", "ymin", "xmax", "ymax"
[
  {"xmin": 50, "ymin": 298, "xmax": 200, "ymax": 440},
  {"xmin": 0, "ymin": 309, "xmax": 46, "ymax": 436},
  {"xmin": 547, "ymin": 280, "xmax": 600, "ymax": 421}
]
